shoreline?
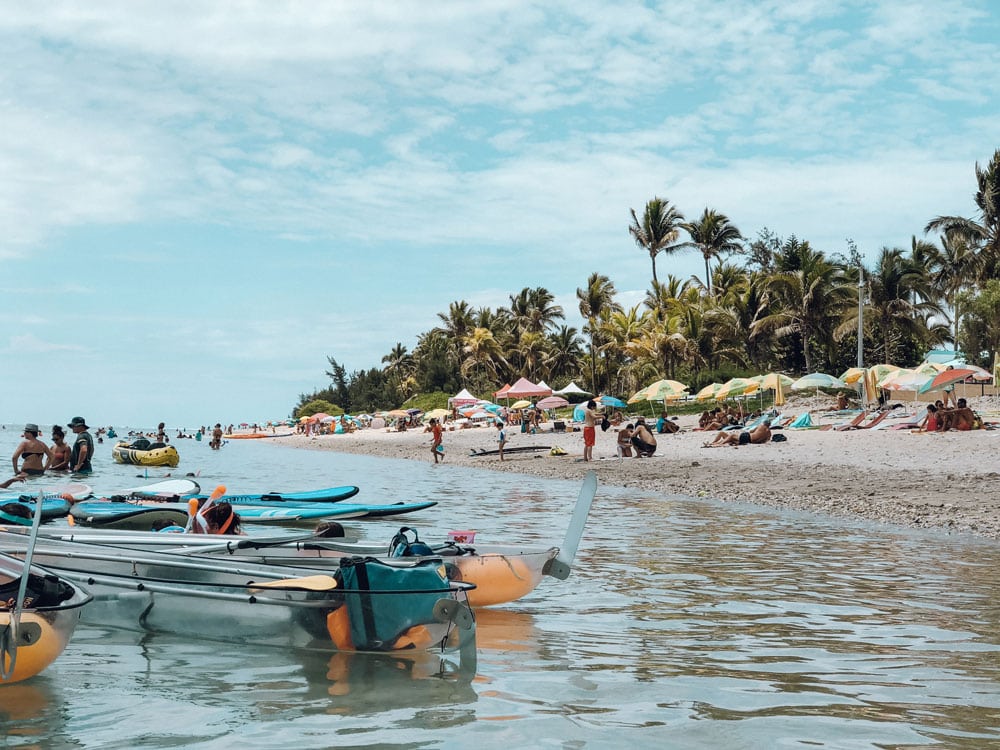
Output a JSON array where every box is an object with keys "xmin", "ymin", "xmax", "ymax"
[{"xmin": 267, "ymin": 413, "xmax": 1000, "ymax": 541}]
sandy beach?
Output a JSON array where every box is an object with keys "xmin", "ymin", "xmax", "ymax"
[{"xmin": 271, "ymin": 406, "xmax": 1000, "ymax": 541}]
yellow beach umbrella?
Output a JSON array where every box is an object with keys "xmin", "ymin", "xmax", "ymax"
[
  {"xmin": 868, "ymin": 363, "xmax": 900, "ymax": 382},
  {"xmin": 716, "ymin": 378, "xmax": 759, "ymax": 400},
  {"xmin": 840, "ymin": 367, "xmax": 865, "ymax": 385},
  {"xmin": 774, "ymin": 373, "xmax": 785, "ymax": 406},
  {"xmin": 695, "ymin": 383, "xmax": 724, "ymax": 401},
  {"xmin": 758, "ymin": 372, "xmax": 794, "ymax": 391},
  {"xmin": 639, "ymin": 378, "xmax": 689, "ymax": 402},
  {"xmin": 510, "ymin": 399, "xmax": 532, "ymax": 409}
]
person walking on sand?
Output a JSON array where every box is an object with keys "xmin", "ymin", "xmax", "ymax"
[
  {"xmin": 67, "ymin": 416, "xmax": 94, "ymax": 474},
  {"xmin": 495, "ymin": 420, "xmax": 507, "ymax": 461},
  {"xmin": 429, "ymin": 418, "xmax": 444, "ymax": 463},
  {"xmin": 581, "ymin": 400, "xmax": 601, "ymax": 462}
]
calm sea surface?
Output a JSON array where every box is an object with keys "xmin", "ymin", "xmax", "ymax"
[{"xmin": 1, "ymin": 426, "xmax": 999, "ymax": 749}]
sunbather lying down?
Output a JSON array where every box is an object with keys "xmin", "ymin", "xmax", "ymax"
[{"xmin": 703, "ymin": 422, "xmax": 771, "ymax": 447}]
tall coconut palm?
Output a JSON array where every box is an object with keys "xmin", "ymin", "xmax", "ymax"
[
  {"xmin": 629, "ymin": 198, "xmax": 685, "ymax": 286},
  {"xmin": 752, "ymin": 244, "xmax": 851, "ymax": 373},
  {"xmin": 435, "ymin": 301, "xmax": 475, "ymax": 370},
  {"xmin": 545, "ymin": 325, "xmax": 584, "ymax": 382},
  {"xmin": 381, "ymin": 342, "xmax": 414, "ymax": 399},
  {"xmin": 835, "ymin": 247, "xmax": 941, "ymax": 364},
  {"xmin": 461, "ymin": 327, "xmax": 509, "ymax": 383},
  {"xmin": 926, "ymin": 148, "xmax": 1000, "ymax": 279},
  {"xmin": 680, "ymin": 208, "xmax": 744, "ymax": 294},
  {"xmin": 576, "ymin": 273, "xmax": 621, "ymax": 393},
  {"xmin": 508, "ymin": 287, "xmax": 564, "ymax": 336},
  {"xmin": 921, "ymin": 234, "xmax": 980, "ymax": 346}
]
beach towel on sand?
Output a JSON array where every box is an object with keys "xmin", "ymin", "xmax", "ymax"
[{"xmin": 789, "ymin": 413, "xmax": 813, "ymax": 429}]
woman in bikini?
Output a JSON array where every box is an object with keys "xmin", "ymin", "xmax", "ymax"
[
  {"xmin": 12, "ymin": 423, "xmax": 53, "ymax": 475},
  {"xmin": 49, "ymin": 426, "xmax": 72, "ymax": 470}
]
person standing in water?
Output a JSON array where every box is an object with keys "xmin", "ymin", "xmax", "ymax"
[
  {"xmin": 50, "ymin": 426, "xmax": 71, "ymax": 471},
  {"xmin": 67, "ymin": 416, "xmax": 94, "ymax": 474},
  {"xmin": 12, "ymin": 424, "xmax": 53, "ymax": 475},
  {"xmin": 429, "ymin": 418, "xmax": 444, "ymax": 463}
]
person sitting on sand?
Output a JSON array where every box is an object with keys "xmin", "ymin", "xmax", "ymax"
[
  {"xmin": 703, "ymin": 421, "xmax": 772, "ymax": 447},
  {"xmin": 917, "ymin": 403, "xmax": 940, "ymax": 432},
  {"xmin": 616, "ymin": 423, "xmax": 634, "ymax": 458},
  {"xmin": 940, "ymin": 398, "xmax": 976, "ymax": 431},
  {"xmin": 630, "ymin": 417, "xmax": 657, "ymax": 457},
  {"xmin": 835, "ymin": 391, "xmax": 850, "ymax": 410}
]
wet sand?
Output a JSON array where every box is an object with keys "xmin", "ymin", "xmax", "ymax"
[{"xmin": 269, "ymin": 411, "xmax": 1000, "ymax": 540}]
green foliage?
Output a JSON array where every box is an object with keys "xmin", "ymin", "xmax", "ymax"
[
  {"xmin": 402, "ymin": 391, "xmax": 452, "ymax": 412},
  {"xmin": 296, "ymin": 400, "xmax": 343, "ymax": 418}
]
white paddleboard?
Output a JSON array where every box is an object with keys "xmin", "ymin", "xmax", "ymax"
[{"xmin": 115, "ymin": 479, "xmax": 201, "ymax": 496}]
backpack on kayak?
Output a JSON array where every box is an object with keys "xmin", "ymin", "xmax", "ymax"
[{"xmin": 388, "ymin": 527, "xmax": 436, "ymax": 557}]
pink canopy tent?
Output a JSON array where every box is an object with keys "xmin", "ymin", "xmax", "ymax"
[
  {"xmin": 503, "ymin": 377, "xmax": 553, "ymax": 399},
  {"xmin": 494, "ymin": 383, "xmax": 512, "ymax": 399}
]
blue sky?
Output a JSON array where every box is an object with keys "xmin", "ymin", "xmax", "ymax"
[{"xmin": 2, "ymin": 1, "xmax": 998, "ymax": 428}]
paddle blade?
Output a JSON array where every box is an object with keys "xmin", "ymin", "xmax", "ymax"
[
  {"xmin": 546, "ymin": 471, "xmax": 597, "ymax": 580},
  {"xmin": 249, "ymin": 575, "xmax": 338, "ymax": 592}
]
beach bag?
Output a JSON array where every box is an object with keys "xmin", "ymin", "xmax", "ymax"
[
  {"xmin": 771, "ymin": 433, "xmax": 787, "ymax": 442},
  {"xmin": 549, "ymin": 446, "xmax": 567, "ymax": 456},
  {"xmin": 388, "ymin": 527, "xmax": 435, "ymax": 558},
  {"xmin": 600, "ymin": 414, "xmax": 611, "ymax": 432},
  {"xmin": 337, "ymin": 556, "xmax": 452, "ymax": 650}
]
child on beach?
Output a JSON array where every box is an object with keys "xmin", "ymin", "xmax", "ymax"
[
  {"xmin": 429, "ymin": 418, "xmax": 444, "ymax": 463},
  {"xmin": 495, "ymin": 420, "xmax": 507, "ymax": 461}
]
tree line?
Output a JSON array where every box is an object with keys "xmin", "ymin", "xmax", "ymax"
[{"xmin": 295, "ymin": 149, "xmax": 1000, "ymax": 416}]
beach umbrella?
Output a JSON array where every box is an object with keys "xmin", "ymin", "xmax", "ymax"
[
  {"xmin": 774, "ymin": 373, "xmax": 786, "ymax": 407},
  {"xmin": 839, "ymin": 367, "xmax": 865, "ymax": 384},
  {"xmin": 880, "ymin": 369, "xmax": 930, "ymax": 391},
  {"xmin": 537, "ymin": 396, "xmax": 569, "ymax": 410},
  {"xmin": 695, "ymin": 383, "xmax": 724, "ymax": 401},
  {"xmin": 757, "ymin": 373, "xmax": 794, "ymax": 391},
  {"xmin": 482, "ymin": 403, "xmax": 503, "ymax": 414},
  {"xmin": 386, "ymin": 409, "xmax": 409, "ymax": 418},
  {"xmin": 915, "ymin": 362, "xmax": 946, "ymax": 375},
  {"xmin": 510, "ymin": 399, "xmax": 532, "ymax": 409},
  {"xmin": 918, "ymin": 368, "xmax": 979, "ymax": 394},
  {"xmin": 598, "ymin": 395, "xmax": 627, "ymax": 409},
  {"xmin": 716, "ymin": 378, "xmax": 759, "ymax": 400},
  {"xmin": 868, "ymin": 363, "xmax": 901, "ymax": 382},
  {"xmin": 791, "ymin": 373, "xmax": 848, "ymax": 391},
  {"xmin": 640, "ymin": 379, "xmax": 689, "ymax": 402},
  {"xmin": 424, "ymin": 408, "xmax": 450, "ymax": 422}
]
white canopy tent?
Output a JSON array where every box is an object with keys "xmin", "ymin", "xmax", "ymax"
[{"xmin": 448, "ymin": 388, "xmax": 478, "ymax": 407}]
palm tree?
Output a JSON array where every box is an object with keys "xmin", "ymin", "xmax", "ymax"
[
  {"xmin": 545, "ymin": 325, "xmax": 584, "ymax": 382},
  {"xmin": 926, "ymin": 148, "xmax": 1000, "ymax": 279},
  {"xmin": 835, "ymin": 247, "xmax": 941, "ymax": 364},
  {"xmin": 680, "ymin": 208, "xmax": 744, "ymax": 294},
  {"xmin": 629, "ymin": 198, "xmax": 685, "ymax": 286},
  {"xmin": 435, "ymin": 301, "xmax": 475, "ymax": 371},
  {"xmin": 381, "ymin": 342, "xmax": 414, "ymax": 398},
  {"xmin": 461, "ymin": 327, "xmax": 509, "ymax": 383},
  {"xmin": 752, "ymin": 244, "xmax": 851, "ymax": 372},
  {"xmin": 921, "ymin": 234, "xmax": 980, "ymax": 346},
  {"xmin": 576, "ymin": 273, "xmax": 621, "ymax": 393},
  {"xmin": 507, "ymin": 287, "xmax": 564, "ymax": 336}
]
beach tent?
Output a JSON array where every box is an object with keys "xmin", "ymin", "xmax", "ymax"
[
  {"xmin": 553, "ymin": 382, "xmax": 590, "ymax": 397},
  {"xmin": 536, "ymin": 380, "xmax": 551, "ymax": 392},
  {"xmin": 504, "ymin": 377, "xmax": 552, "ymax": 399},
  {"xmin": 449, "ymin": 388, "xmax": 478, "ymax": 407},
  {"xmin": 494, "ymin": 383, "xmax": 512, "ymax": 399}
]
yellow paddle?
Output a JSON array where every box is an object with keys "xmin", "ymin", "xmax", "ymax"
[{"xmin": 248, "ymin": 575, "xmax": 338, "ymax": 591}]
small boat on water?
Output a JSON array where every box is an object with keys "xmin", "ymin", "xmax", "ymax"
[
  {"xmin": 112, "ymin": 440, "xmax": 180, "ymax": 468},
  {"xmin": 0, "ymin": 532, "xmax": 475, "ymax": 657},
  {"xmin": 0, "ymin": 552, "xmax": 92, "ymax": 684}
]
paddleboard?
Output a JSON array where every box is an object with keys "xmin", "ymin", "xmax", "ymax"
[
  {"xmin": 469, "ymin": 445, "xmax": 551, "ymax": 457},
  {"xmin": 0, "ymin": 483, "xmax": 92, "ymax": 503},
  {"xmin": 0, "ymin": 498, "xmax": 73, "ymax": 525},
  {"xmin": 222, "ymin": 433, "xmax": 294, "ymax": 439},
  {"xmin": 114, "ymin": 479, "xmax": 202, "ymax": 497},
  {"xmin": 187, "ymin": 486, "xmax": 361, "ymax": 504},
  {"xmin": 71, "ymin": 500, "xmax": 368, "ymax": 527},
  {"xmin": 345, "ymin": 500, "xmax": 438, "ymax": 518}
]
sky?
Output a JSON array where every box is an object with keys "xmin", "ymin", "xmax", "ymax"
[{"xmin": 2, "ymin": 1, "xmax": 999, "ymax": 428}]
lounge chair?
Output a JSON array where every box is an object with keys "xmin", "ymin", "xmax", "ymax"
[
  {"xmin": 819, "ymin": 411, "xmax": 868, "ymax": 431},
  {"xmin": 838, "ymin": 410, "xmax": 890, "ymax": 430},
  {"xmin": 881, "ymin": 408, "xmax": 928, "ymax": 431}
]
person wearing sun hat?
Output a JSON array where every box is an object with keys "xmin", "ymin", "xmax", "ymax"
[
  {"xmin": 12, "ymin": 423, "xmax": 53, "ymax": 475},
  {"xmin": 67, "ymin": 416, "xmax": 94, "ymax": 474}
]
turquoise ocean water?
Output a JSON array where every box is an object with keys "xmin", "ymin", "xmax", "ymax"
[{"xmin": 1, "ymin": 426, "xmax": 999, "ymax": 749}]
